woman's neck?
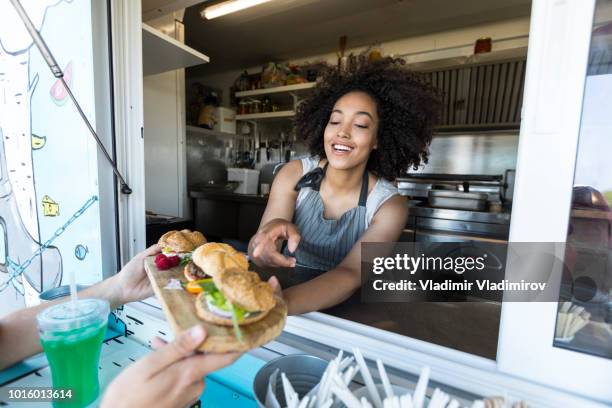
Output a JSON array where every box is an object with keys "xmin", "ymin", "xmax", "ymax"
[{"xmin": 323, "ymin": 161, "xmax": 367, "ymax": 193}]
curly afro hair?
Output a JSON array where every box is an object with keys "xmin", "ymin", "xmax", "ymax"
[{"xmin": 295, "ymin": 57, "xmax": 441, "ymax": 181}]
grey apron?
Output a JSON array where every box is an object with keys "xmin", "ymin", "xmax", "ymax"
[{"xmin": 284, "ymin": 163, "xmax": 368, "ymax": 271}]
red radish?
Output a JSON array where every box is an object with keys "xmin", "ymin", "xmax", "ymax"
[{"xmin": 154, "ymin": 253, "xmax": 180, "ymax": 270}]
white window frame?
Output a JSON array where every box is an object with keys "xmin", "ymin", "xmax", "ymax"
[
  {"xmin": 109, "ymin": 0, "xmax": 146, "ymax": 264},
  {"xmin": 497, "ymin": 0, "xmax": 612, "ymax": 403},
  {"xmin": 113, "ymin": 0, "xmax": 610, "ymax": 405}
]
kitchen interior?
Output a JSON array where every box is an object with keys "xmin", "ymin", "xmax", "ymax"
[
  {"xmin": 140, "ymin": 0, "xmax": 528, "ymax": 362},
  {"xmin": 139, "ymin": 0, "xmax": 611, "ymax": 367}
]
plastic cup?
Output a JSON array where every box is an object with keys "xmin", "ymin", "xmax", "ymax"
[{"xmin": 37, "ymin": 299, "xmax": 109, "ymax": 407}]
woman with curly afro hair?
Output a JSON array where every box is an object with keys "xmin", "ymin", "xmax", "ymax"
[{"xmin": 249, "ymin": 58, "xmax": 440, "ymax": 315}]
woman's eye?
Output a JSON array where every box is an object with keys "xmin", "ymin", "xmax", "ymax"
[
  {"xmin": 355, "ymin": 124, "xmax": 369, "ymax": 129},
  {"xmin": 329, "ymin": 121, "xmax": 340, "ymax": 125}
]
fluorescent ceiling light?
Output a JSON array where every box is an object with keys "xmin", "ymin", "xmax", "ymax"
[{"xmin": 202, "ymin": 0, "xmax": 273, "ymax": 20}]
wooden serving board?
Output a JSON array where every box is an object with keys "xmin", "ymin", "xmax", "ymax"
[{"xmin": 144, "ymin": 256, "xmax": 287, "ymax": 353}]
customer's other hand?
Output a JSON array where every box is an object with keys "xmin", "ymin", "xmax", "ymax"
[
  {"xmin": 112, "ymin": 245, "xmax": 160, "ymax": 305},
  {"xmin": 249, "ymin": 219, "xmax": 300, "ymax": 267},
  {"xmin": 101, "ymin": 325, "xmax": 240, "ymax": 408}
]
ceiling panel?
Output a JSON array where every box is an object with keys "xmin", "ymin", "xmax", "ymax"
[{"xmin": 183, "ymin": 0, "xmax": 531, "ymax": 75}]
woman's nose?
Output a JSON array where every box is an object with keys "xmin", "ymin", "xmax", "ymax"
[{"xmin": 338, "ymin": 129, "xmax": 350, "ymax": 139}]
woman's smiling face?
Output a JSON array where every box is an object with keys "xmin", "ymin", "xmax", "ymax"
[{"xmin": 323, "ymin": 91, "xmax": 379, "ymax": 170}]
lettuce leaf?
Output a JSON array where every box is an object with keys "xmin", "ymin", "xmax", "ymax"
[
  {"xmin": 230, "ymin": 302, "xmax": 243, "ymax": 343},
  {"xmin": 202, "ymin": 280, "xmax": 249, "ymax": 341},
  {"xmin": 180, "ymin": 253, "xmax": 192, "ymax": 266}
]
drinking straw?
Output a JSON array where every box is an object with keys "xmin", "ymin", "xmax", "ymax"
[
  {"xmin": 376, "ymin": 359, "xmax": 394, "ymax": 400},
  {"xmin": 69, "ymin": 269, "xmax": 78, "ymax": 315},
  {"xmin": 331, "ymin": 385, "xmax": 361, "ymax": 408},
  {"xmin": 447, "ymin": 400, "xmax": 459, "ymax": 408},
  {"xmin": 412, "ymin": 366, "xmax": 430, "ymax": 408},
  {"xmin": 352, "ymin": 348, "xmax": 383, "ymax": 408}
]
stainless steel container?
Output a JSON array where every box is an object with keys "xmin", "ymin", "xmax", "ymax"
[
  {"xmin": 428, "ymin": 190, "xmax": 488, "ymax": 211},
  {"xmin": 253, "ymin": 354, "xmax": 328, "ymax": 407}
]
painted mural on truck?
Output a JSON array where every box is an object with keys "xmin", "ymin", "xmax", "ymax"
[{"xmin": 0, "ymin": 0, "xmax": 104, "ymax": 316}]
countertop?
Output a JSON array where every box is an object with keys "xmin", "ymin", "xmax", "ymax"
[{"xmin": 189, "ymin": 189, "xmax": 268, "ymax": 204}]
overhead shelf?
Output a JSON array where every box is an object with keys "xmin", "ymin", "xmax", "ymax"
[
  {"xmin": 142, "ymin": 23, "xmax": 210, "ymax": 76},
  {"xmin": 408, "ymin": 47, "xmax": 528, "ymax": 72},
  {"xmin": 236, "ymin": 110, "xmax": 295, "ymax": 121},
  {"xmin": 235, "ymin": 82, "xmax": 316, "ymax": 98}
]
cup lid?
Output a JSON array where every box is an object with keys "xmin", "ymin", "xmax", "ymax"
[{"xmin": 37, "ymin": 298, "xmax": 109, "ymax": 333}]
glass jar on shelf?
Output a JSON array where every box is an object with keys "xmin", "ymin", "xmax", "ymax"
[
  {"xmin": 262, "ymin": 96, "xmax": 271, "ymax": 113},
  {"xmin": 252, "ymin": 99, "xmax": 262, "ymax": 114},
  {"xmin": 238, "ymin": 100, "xmax": 248, "ymax": 115}
]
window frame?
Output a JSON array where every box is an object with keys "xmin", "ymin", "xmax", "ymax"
[
  {"xmin": 114, "ymin": 0, "xmax": 610, "ymax": 404},
  {"xmin": 497, "ymin": 0, "xmax": 612, "ymax": 403}
]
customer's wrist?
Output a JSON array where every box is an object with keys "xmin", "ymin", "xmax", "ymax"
[{"xmin": 83, "ymin": 275, "xmax": 123, "ymax": 310}]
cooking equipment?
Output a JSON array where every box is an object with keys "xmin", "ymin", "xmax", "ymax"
[
  {"xmin": 428, "ymin": 190, "xmax": 488, "ymax": 211},
  {"xmin": 227, "ymin": 168, "xmax": 260, "ymax": 195},
  {"xmin": 399, "ymin": 173, "xmax": 505, "ymax": 210}
]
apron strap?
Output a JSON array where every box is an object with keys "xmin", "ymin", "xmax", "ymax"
[
  {"xmin": 358, "ymin": 169, "xmax": 369, "ymax": 207},
  {"xmin": 295, "ymin": 162, "xmax": 368, "ymax": 205},
  {"xmin": 294, "ymin": 162, "xmax": 328, "ymax": 192}
]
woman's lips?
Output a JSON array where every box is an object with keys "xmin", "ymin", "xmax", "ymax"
[{"xmin": 331, "ymin": 142, "xmax": 354, "ymax": 155}]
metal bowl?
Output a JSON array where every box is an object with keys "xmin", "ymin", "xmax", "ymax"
[{"xmin": 253, "ymin": 354, "xmax": 328, "ymax": 407}]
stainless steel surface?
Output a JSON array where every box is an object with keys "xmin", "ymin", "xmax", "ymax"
[
  {"xmin": 406, "ymin": 204, "xmax": 511, "ymax": 225},
  {"xmin": 253, "ymin": 354, "xmax": 328, "ymax": 407},
  {"xmin": 502, "ymin": 169, "xmax": 516, "ymax": 202},
  {"xmin": 186, "ymin": 132, "xmax": 228, "ymax": 188},
  {"xmin": 415, "ymin": 217, "xmax": 509, "ymax": 238},
  {"xmin": 429, "ymin": 190, "xmax": 488, "ymax": 200},
  {"xmin": 428, "ymin": 190, "xmax": 488, "ymax": 211},
  {"xmin": 407, "ymin": 133, "xmax": 518, "ymax": 176},
  {"xmin": 399, "ymin": 173, "xmax": 505, "ymax": 203},
  {"xmin": 422, "ymin": 57, "xmax": 525, "ymax": 131}
]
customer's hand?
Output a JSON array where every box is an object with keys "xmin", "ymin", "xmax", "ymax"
[
  {"xmin": 268, "ymin": 276, "xmax": 283, "ymax": 298},
  {"xmin": 101, "ymin": 325, "xmax": 240, "ymax": 408},
  {"xmin": 249, "ymin": 219, "xmax": 300, "ymax": 267},
  {"xmin": 112, "ymin": 245, "xmax": 160, "ymax": 305}
]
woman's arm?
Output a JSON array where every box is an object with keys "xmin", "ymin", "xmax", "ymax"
[
  {"xmin": 0, "ymin": 245, "xmax": 159, "ymax": 370},
  {"xmin": 249, "ymin": 160, "xmax": 303, "ymax": 267},
  {"xmin": 283, "ymin": 194, "xmax": 408, "ymax": 315}
]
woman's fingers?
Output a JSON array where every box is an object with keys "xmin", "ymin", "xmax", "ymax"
[
  {"xmin": 265, "ymin": 249, "xmax": 296, "ymax": 267},
  {"xmin": 284, "ymin": 224, "xmax": 301, "ymax": 253}
]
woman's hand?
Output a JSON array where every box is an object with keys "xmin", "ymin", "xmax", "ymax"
[
  {"xmin": 101, "ymin": 325, "xmax": 240, "ymax": 408},
  {"xmin": 249, "ymin": 219, "xmax": 301, "ymax": 268},
  {"xmin": 109, "ymin": 245, "xmax": 160, "ymax": 307}
]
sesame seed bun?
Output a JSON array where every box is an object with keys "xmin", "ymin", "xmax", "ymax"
[
  {"xmin": 191, "ymin": 242, "xmax": 248, "ymax": 278},
  {"xmin": 158, "ymin": 230, "xmax": 206, "ymax": 253}
]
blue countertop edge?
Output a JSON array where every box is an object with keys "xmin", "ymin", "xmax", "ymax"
[{"xmin": 207, "ymin": 353, "xmax": 266, "ymax": 399}]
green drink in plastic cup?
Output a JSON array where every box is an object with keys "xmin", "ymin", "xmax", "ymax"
[{"xmin": 37, "ymin": 298, "xmax": 109, "ymax": 407}]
